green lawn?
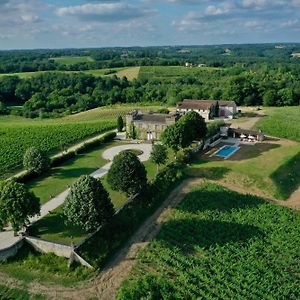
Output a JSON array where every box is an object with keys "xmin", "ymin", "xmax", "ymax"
[
  {"xmin": 188, "ymin": 140, "xmax": 300, "ymax": 200},
  {"xmin": 28, "ymin": 140, "xmax": 160, "ymax": 245},
  {"xmin": 28, "ymin": 142, "xmax": 115, "ymax": 204},
  {"xmin": 255, "ymin": 106, "xmax": 300, "ymax": 142},
  {"xmin": 118, "ymin": 183, "xmax": 300, "ymax": 299}
]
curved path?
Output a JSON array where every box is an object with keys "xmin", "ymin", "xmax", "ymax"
[{"xmin": 0, "ymin": 143, "xmax": 152, "ymax": 252}]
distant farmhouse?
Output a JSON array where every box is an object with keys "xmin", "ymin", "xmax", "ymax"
[
  {"xmin": 126, "ymin": 110, "xmax": 177, "ymax": 141},
  {"xmin": 177, "ymin": 99, "xmax": 237, "ymax": 121}
]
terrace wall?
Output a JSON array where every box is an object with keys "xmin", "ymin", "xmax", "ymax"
[
  {"xmin": 0, "ymin": 239, "xmax": 24, "ymax": 261},
  {"xmin": 25, "ymin": 236, "xmax": 93, "ymax": 269}
]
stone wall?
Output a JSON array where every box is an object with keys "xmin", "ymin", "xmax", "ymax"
[
  {"xmin": 25, "ymin": 236, "xmax": 94, "ymax": 268},
  {"xmin": 0, "ymin": 239, "xmax": 24, "ymax": 261}
]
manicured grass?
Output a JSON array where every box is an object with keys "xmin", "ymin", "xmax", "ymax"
[
  {"xmin": 255, "ymin": 106, "xmax": 300, "ymax": 142},
  {"xmin": 0, "ymin": 284, "xmax": 45, "ymax": 300},
  {"xmin": 50, "ymin": 56, "xmax": 95, "ymax": 65},
  {"xmin": 0, "ymin": 245, "xmax": 93, "ymax": 286},
  {"xmin": 27, "ymin": 142, "xmax": 116, "ymax": 204},
  {"xmin": 188, "ymin": 140, "xmax": 300, "ymax": 200},
  {"xmin": 118, "ymin": 183, "xmax": 300, "ymax": 299},
  {"xmin": 29, "ymin": 206, "xmax": 87, "ymax": 245}
]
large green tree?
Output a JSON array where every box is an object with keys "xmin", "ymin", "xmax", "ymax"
[
  {"xmin": 23, "ymin": 147, "xmax": 50, "ymax": 174},
  {"xmin": 64, "ymin": 175, "xmax": 114, "ymax": 232},
  {"xmin": 161, "ymin": 122, "xmax": 186, "ymax": 153},
  {"xmin": 150, "ymin": 144, "xmax": 168, "ymax": 173},
  {"xmin": 179, "ymin": 111, "xmax": 207, "ymax": 142},
  {"xmin": 107, "ymin": 150, "xmax": 147, "ymax": 196},
  {"xmin": 0, "ymin": 180, "xmax": 40, "ymax": 232}
]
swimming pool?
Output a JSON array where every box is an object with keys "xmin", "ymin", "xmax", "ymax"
[{"xmin": 212, "ymin": 145, "xmax": 240, "ymax": 159}]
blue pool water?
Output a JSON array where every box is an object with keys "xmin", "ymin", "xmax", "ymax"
[{"xmin": 213, "ymin": 145, "xmax": 239, "ymax": 158}]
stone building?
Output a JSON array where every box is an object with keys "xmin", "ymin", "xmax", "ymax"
[
  {"xmin": 177, "ymin": 99, "xmax": 237, "ymax": 121},
  {"xmin": 126, "ymin": 110, "xmax": 176, "ymax": 141}
]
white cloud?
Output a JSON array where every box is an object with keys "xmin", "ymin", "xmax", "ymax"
[{"xmin": 56, "ymin": 3, "xmax": 155, "ymax": 23}]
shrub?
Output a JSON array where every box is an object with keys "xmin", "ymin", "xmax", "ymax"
[
  {"xmin": 107, "ymin": 150, "xmax": 147, "ymax": 196},
  {"xmin": 23, "ymin": 147, "xmax": 50, "ymax": 174},
  {"xmin": 64, "ymin": 175, "xmax": 114, "ymax": 232}
]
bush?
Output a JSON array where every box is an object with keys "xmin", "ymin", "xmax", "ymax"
[
  {"xmin": 107, "ymin": 150, "xmax": 147, "ymax": 196},
  {"xmin": 23, "ymin": 147, "xmax": 50, "ymax": 174},
  {"xmin": 176, "ymin": 148, "xmax": 193, "ymax": 164},
  {"xmin": 64, "ymin": 175, "xmax": 114, "ymax": 232}
]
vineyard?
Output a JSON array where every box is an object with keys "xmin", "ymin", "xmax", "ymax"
[
  {"xmin": 118, "ymin": 183, "xmax": 300, "ymax": 299},
  {"xmin": 0, "ymin": 120, "xmax": 115, "ymax": 176}
]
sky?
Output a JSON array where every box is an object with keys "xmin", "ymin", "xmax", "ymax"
[{"xmin": 0, "ymin": 0, "xmax": 300, "ymax": 50}]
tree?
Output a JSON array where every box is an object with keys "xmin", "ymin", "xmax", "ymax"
[
  {"xmin": 150, "ymin": 144, "xmax": 168, "ymax": 173},
  {"xmin": 23, "ymin": 147, "xmax": 50, "ymax": 174},
  {"xmin": 214, "ymin": 101, "xmax": 219, "ymax": 117},
  {"xmin": 179, "ymin": 111, "xmax": 207, "ymax": 142},
  {"xmin": 117, "ymin": 115, "xmax": 124, "ymax": 132},
  {"xmin": 107, "ymin": 150, "xmax": 147, "ymax": 196},
  {"xmin": 128, "ymin": 123, "xmax": 137, "ymax": 139},
  {"xmin": 0, "ymin": 180, "xmax": 40, "ymax": 232},
  {"xmin": 161, "ymin": 122, "xmax": 185, "ymax": 153},
  {"xmin": 63, "ymin": 175, "xmax": 114, "ymax": 232}
]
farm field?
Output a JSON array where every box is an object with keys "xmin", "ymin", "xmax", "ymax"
[
  {"xmin": 118, "ymin": 183, "xmax": 300, "ymax": 299},
  {"xmin": 255, "ymin": 106, "xmax": 300, "ymax": 142},
  {"xmin": 49, "ymin": 56, "xmax": 95, "ymax": 65},
  {"xmin": 138, "ymin": 65, "xmax": 221, "ymax": 81},
  {"xmin": 0, "ymin": 103, "xmax": 165, "ymax": 178},
  {"xmin": 0, "ymin": 66, "xmax": 139, "ymax": 80},
  {"xmin": 188, "ymin": 139, "xmax": 300, "ymax": 200},
  {"xmin": 0, "ymin": 119, "xmax": 115, "ymax": 177}
]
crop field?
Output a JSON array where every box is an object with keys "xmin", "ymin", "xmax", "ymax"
[
  {"xmin": 255, "ymin": 106, "xmax": 300, "ymax": 142},
  {"xmin": 0, "ymin": 119, "xmax": 115, "ymax": 177},
  {"xmin": 138, "ymin": 66, "xmax": 221, "ymax": 81},
  {"xmin": 0, "ymin": 67, "xmax": 139, "ymax": 80},
  {"xmin": 118, "ymin": 183, "xmax": 300, "ymax": 299},
  {"xmin": 49, "ymin": 56, "xmax": 95, "ymax": 65},
  {"xmin": 61, "ymin": 103, "xmax": 166, "ymax": 122},
  {"xmin": 0, "ymin": 103, "xmax": 166, "ymax": 177}
]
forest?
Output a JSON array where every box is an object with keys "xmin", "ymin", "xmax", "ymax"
[{"xmin": 0, "ymin": 44, "xmax": 300, "ymax": 118}]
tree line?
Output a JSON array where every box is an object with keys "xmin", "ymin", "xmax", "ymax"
[{"xmin": 1, "ymin": 44, "xmax": 300, "ymax": 74}]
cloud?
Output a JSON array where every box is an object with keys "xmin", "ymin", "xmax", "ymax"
[{"xmin": 56, "ymin": 3, "xmax": 155, "ymax": 23}]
